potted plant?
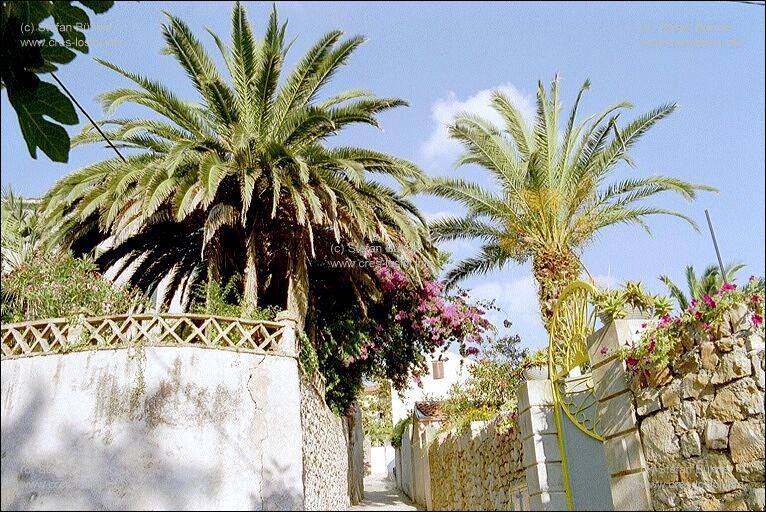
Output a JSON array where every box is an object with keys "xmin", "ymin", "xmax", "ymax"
[
  {"xmin": 622, "ymin": 281, "xmax": 654, "ymax": 319},
  {"xmin": 596, "ymin": 282, "xmax": 663, "ymax": 325},
  {"xmin": 594, "ymin": 290, "xmax": 628, "ymax": 325},
  {"xmin": 521, "ymin": 348, "xmax": 549, "ymax": 380}
]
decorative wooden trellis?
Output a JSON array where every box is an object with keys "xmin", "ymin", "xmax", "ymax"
[{"xmin": 0, "ymin": 314, "xmax": 288, "ymax": 359}]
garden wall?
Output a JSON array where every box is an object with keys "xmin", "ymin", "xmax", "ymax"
[
  {"xmin": 633, "ymin": 306, "xmax": 765, "ymax": 511},
  {"xmin": 0, "ymin": 346, "xmax": 305, "ymax": 510},
  {"xmin": 345, "ymin": 406, "xmax": 365, "ymax": 505},
  {"xmin": 395, "ymin": 424, "xmax": 414, "ymax": 500},
  {"xmin": 300, "ymin": 374, "xmax": 351, "ymax": 511},
  {"xmin": 428, "ymin": 417, "xmax": 524, "ymax": 510}
]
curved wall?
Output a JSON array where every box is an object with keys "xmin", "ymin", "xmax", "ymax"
[{"xmin": 1, "ymin": 346, "xmax": 304, "ymax": 510}]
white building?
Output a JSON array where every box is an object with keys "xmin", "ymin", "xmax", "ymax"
[{"xmin": 391, "ymin": 351, "xmax": 473, "ymax": 423}]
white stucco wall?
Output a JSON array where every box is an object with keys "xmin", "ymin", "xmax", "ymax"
[
  {"xmin": 368, "ymin": 444, "xmax": 395, "ymax": 477},
  {"xmin": 1, "ymin": 347, "xmax": 305, "ymax": 511},
  {"xmin": 398, "ymin": 424, "xmax": 414, "ymax": 500},
  {"xmin": 391, "ymin": 352, "xmax": 472, "ymax": 423},
  {"xmin": 411, "ymin": 420, "xmax": 438, "ymax": 510}
]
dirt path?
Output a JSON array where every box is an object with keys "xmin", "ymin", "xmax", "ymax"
[{"xmin": 348, "ymin": 475, "xmax": 420, "ymax": 511}]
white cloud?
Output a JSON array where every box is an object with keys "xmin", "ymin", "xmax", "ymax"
[
  {"xmin": 423, "ymin": 210, "xmax": 454, "ymax": 222},
  {"xmin": 468, "ymin": 274, "xmax": 547, "ymax": 350},
  {"xmin": 420, "ymin": 83, "xmax": 535, "ymax": 162}
]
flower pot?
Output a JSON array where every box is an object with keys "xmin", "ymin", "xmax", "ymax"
[
  {"xmin": 599, "ymin": 305, "xmax": 650, "ymax": 326},
  {"xmin": 624, "ymin": 305, "xmax": 650, "ymax": 320},
  {"xmin": 523, "ymin": 364, "xmax": 549, "ymax": 381}
]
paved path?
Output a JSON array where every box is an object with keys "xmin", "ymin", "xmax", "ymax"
[{"xmin": 348, "ymin": 475, "xmax": 420, "ymax": 511}]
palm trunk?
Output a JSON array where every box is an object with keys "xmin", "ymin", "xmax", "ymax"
[
  {"xmin": 532, "ymin": 249, "xmax": 582, "ymax": 332},
  {"xmin": 286, "ymin": 242, "xmax": 309, "ymax": 331},
  {"xmin": 205, "ymin": 248, "xmax": 220, "ymax": 312},
  {"xmin": 242, "ymin": 230, "xmax": 259, "ymax": 316}
]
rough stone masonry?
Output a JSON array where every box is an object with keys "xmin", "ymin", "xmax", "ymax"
[{"xmin": 633, "ymin": 305, "xmax": 766, "ymax": 511}]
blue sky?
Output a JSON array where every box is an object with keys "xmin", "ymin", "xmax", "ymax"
[{"xmin": 1, "ymin": 1, "xmax": 764, "ymax": 349}]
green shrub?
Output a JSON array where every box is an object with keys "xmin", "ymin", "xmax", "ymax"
[
  {"xmin": 0, "ymin": 252, "xmax": 149, "ymax": 323},
  {"xmin": 299, "ymin": 331, "xmax": 320, "ymax": 376},
  {"xmin": 391, "ymin": 416, "xmax": 412, "ymax": 448},
  {"xmin": 188, "ymin": 276, "xmax": 280, "ymax": 321}
]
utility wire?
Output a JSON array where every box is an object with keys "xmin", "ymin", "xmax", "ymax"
[{"xmin": 50, "ymin": 71, "xmax": 126, "ymax": 162}]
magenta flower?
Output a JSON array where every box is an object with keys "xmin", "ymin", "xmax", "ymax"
[
  {"xmin": 647, "ymin": 340, "xmax": 656, "ymax": 353},
  {"xmin": 703, "ymin": 294, "xmax": 717, "ymax": 309},
  {"xmin": 703, "ymin": 322, "xmax": 711, "ymax": 331},
  {"xmin": 718, "ymin": 282, "xmax": 737, "ymax": 294},
  {"xmin": 600, "ymin": 346, "xmax": 609, "ymax": 355},
  {"xmin": 752, "ymin": 295, "xmax": 762, "ymax": 304},
  {"xmin": 626, "ymin": 355, "xmax": 639, "ymax": 369},
  {"xmin": 752, "ymin": 314, "xmax": 764, "ymax": 326}
]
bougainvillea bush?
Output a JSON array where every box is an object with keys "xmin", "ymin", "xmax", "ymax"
[
  {"xmin": 620, "ymin": 275, "xmax": 765, "ymax": 384},
  {"xmin": 312, "ymin": 251, "xmax": 494, "ymax": 413},
  {"xmin": 1, "ymin": 252, "xmax": 149, "ymax": 323}
]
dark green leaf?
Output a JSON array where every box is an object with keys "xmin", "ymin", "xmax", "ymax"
[
  {"xmin": 13, "ymin": 1, "xmax": 53, "ymax": 24},
  {"xmin": 40, "ymin": 42, "xmax": 77, "ymax": 65},
  {"xmin": 50, "ymin": 2, "xmax": 90, "ymax": 54},
  {"xmin": 7, "ymin": 81, "xmax": 78, "ymax": 162},
  {"xmin": 78, "ymin": 1, "xmax": 114, "ymax": 14}
]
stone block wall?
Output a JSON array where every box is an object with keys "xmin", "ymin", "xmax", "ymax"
[
  {"xmin": 299, "ymin": 375, "xmax": 351, "ymax": 511},
  {"xmin": 428, "ymin": 417, "xmax": 524, "ymax": 510},
  {"xmin": 633, "ymin": 309, "xmax": 766, "ymax": 510}
]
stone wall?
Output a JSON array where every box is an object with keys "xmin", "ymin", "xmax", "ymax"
[
  {"xmin": 428, "ymin": 417, "xmax": 524, "ymax": 510},
  {"xmin": 633, "ymin": 308, "xmax": 765, "ymax": 511},
  {"xmin": 1, "ymin": 347, "xmax": 305, "ymax": 510},
  {"xmin": 299, "ymin": 375, "xmax": 351, "ymax": 511},
  {"xmin": 345, "ymin": 406, "xmax": 365, "ymax": 505}
]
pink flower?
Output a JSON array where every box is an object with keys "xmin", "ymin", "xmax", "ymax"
[
  {"xmin": 394, "ymin": 310, "xmax": 408, "ymax": 321},
  {"xmin": 647, "ymin": 340, "xmax": 656, "ymax": 353},
  {"xmin": 641, "ymin": 322, "xmax": 647, "ymax": 329},
  {"xmin": 752, "ymin": 295, "xmax": 762, "ymax": 304},
  {"xmin": 703, "ymin": 294, "xmax": 717, "ymax": 309},
  {"xmin": 626, "ymin": 355, "xmax": 639, "ymax": 369},
  {"xmin": 465, "ymin": 347, "xmax": 480, "ymax": 356},
  {"xmin": 718, "ymin": 282, "xmax": 737, "ymax": 294},
  {"xmin": 752, "ymin": 314, "xmax": 763, "ymax": 326},
  {"xmin": 600, "ymin": 346, "xmax": 609, "ymax": 355},
  {"xmin": 703, "ymin": 322, "xmax": 711, "ymax": 331},
  {"xmin": 690, "ymin": 298, "xmax": 698, "ymax": 308}
]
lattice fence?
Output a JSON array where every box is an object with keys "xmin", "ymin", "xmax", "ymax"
[{"xmin": 1, "ymin": 314, "xmax": 287, "ymax": 359}]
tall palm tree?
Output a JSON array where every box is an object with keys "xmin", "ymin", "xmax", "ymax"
[
  {"xmin": 416, "ymin": 77, "xmax": 715, "ymax": 329},
  {"xmin": 659, "ymin": 263, "xmax": 745, "ymax": 310},
  {"xmin": 42, "ymin": 3, "xmax": 432, "ymax": 327}
]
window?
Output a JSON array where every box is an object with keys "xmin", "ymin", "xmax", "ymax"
[{"xmin": 432, "ymin": 360, "xmax": 444, "ymax": 379}]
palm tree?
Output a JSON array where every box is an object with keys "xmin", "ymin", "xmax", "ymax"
[
  {"xmin": 42, "ymin": 3, "xmax": 432, "ymax": 327},
  {"xmin": 416, "ymin": 77, "xmax": 715, "ymax": 329},
  {"xmin": 659, "ymin": 263, "xmax": 745, "ymax": 310},
  {"xmin": 1, "ymin": 190, "xmax": 40, "ymax": 274}
]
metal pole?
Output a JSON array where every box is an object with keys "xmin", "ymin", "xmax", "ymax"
[
  {"xmin": 50, "ymin": 72, "xmax": 126, "ymax": 163},
  {"xmin": 705, "ymin": 209, "xmax": 727, "ymax": 283}
]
